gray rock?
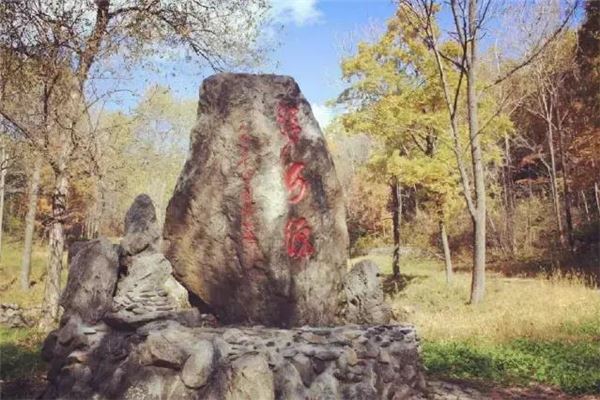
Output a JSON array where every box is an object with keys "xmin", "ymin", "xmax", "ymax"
[
  {"xmin": 291, "ymin": 353, "xmax": 314, "ymax": 387},
  {"xmin": 180, "ymin": 340, "xmax": 214, "ymax": 388},
  {"xmin": 164, "ymin": 276, "xmax": 191, "ymax": 309},
  {"xmin": 109, "ymin": 252, "xmax": 190, "ymax": 326},
  {"xmin": 274, "ymin": 362, "xmax": 308, "ymax": 400},
  {"xmin": 309, "ymin": 370, "xmax": 340, "ymax": 400},
  {"xmin": 67, "ymin": 240, "xmax": 88, "ymax": 264},
  {"xmin": 60, "ymin": 238, "xmax": 119, "ymax": 324},
  {"xmin": 224, "ymin": 354, "xmax": 274, "ymax": 400},
  {"xmin": 0, "ymin": 303, "xmax": 33, "ymax": 328},
  {"xmin": 140, "ymin": 332, "xmax": 188, "ymax": 369},
  {"xmin": 42, "ymin": 323, "xmax": 425, "ymax": 399},
  {"xmin": 120, "ymin": 194, "xmax": 161, "ymax": 256},
  {"xmin": 341, "ymin": 259, "xmax": 392, "ymax": 325},
  {"xmin": 342, "ymin": 382, "xmax": 378, "ymax": 400},
  {"xmin": 163, "ymin": 73, "xmax": 349, "ymax": 327}
]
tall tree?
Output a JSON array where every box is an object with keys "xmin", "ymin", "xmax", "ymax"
[
  {"xmin": 397, "ymin": 0, "xmax": 576, "ymax": 303},
  {"xmin": 20, "ymin": 155, "xmax": 42, "ymax": 290},
  {"xmin": 0, "ymin": 0, "xmax": 269, "ymax": 326},
  {"xmin": 337, "ymin": 11, "xmax": 472, "ymax": 280}
]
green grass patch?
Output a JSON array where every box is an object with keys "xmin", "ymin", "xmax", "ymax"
[
  {"xmin": 423, "ymin": 338, "xmax": 600, "ymax": 395},
  {"xmin": 0, "ymin": 326, "xmax": 46, "ymax": 381}
]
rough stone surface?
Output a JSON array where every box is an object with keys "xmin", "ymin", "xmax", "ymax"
[
  {"xmin": 67, "ymin": 240, "xmax": 88, "ymax": 264},
  {"xmin": 60, "ymin": 238, "xmax": 119, "ymax": 324},
  {"xmin": 0, "ymin": 303, "xmax": 38, "ymax": 328},
  {"xmin": 341, "ymin": 259, "xmax": 393, "ymax": 325},
  {"xmin": 224, "ymin": 354, "xmax": 275, "ymax": 400},
  {"xmin": 163, "ymin": 73, "xmax": 349, "ymax": 327},
  {"xmin": 43, "ymin": 321, "xmax": 425, "ymax": 400},
  {"xmin": 106, "ymin": 196, "xmax": 191, "ymax": 328},
  {"xmin": 180, "ymin": 340, "xmax": 214, "ymax": 388},
  {"xmin": 120, "ymin": 193, "xmax": 161, "ymax": 256}
]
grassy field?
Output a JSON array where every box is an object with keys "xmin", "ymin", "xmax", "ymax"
[
  {"xmin": 0, "ymin": 240, "xmax": 50, "ymax": 397},
  {"xmin": 0, "ymin": 239, "xmax": 51, "ymax": 308},
  {"xmin": 361, "ymin": 255, "xmax": 600, "ymax": 395},
  {"xmin": 1, "ymin": 240, "xmax": 599, "ymax": 395}
]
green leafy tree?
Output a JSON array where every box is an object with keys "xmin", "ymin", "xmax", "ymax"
[{"xmin": 338, "ymin": 4, "xmax": 512, "ymax": 289}]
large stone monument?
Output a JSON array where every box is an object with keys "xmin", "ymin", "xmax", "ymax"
[
  {"xmin": 164, "ymin": 73, "xmax": 349, "ymax": 326},
  {"xmin": 41, "ymin": 74, "xmax": 426, "ymax": 400}
]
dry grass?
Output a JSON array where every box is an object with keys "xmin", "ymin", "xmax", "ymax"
[
  {"xmin": 0, "ymin": 239, "xmax": 62, "ymax": 308},
  {"xmin": 355, "ymin": 255, "xmax": 600, "ymax": 394},
  {"xmin": 357, "ymin": 254, "xmax": 600, "ymax": 344}
]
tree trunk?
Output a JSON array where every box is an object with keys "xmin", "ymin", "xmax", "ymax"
[
  {"xmin": 440, "ymin": 221, "xmax": 453, "ymax": 283},
  {"xmin": 502, "ymin": 135, "xmax": 516, "ymax": 256},
  {"xmin": 547, "ymin": 119, "xmax": 565, "ymax": 246},
  {"xmin": 595, "ymin": 182, "xmax": 600, "ymax": 218},
  {"xmin": 580, "ymin": 191, "xmax": 590, "ymax": 222},
  {"xmin": 0, "ymin": 145, "xmax": 6, "ymax": 264},
  {"xmin": 40, "ymin": 169, "xmax": 68, "ymax": 327},
  {"xmin": 390, "ymin": 178, "xmax": 402, "ymax": 278},
  {"xmin": 467, "ymin": 0, "xmax": 486, "ymax": 304},
  {"xmin": 526, "ymin": 178, "xmax": 533, "ymax": 252},
  {"xmin": 20, "ymin": 157, "xmax": 42, "ymax": 290},
  {"xmin": 556, "ymin": 118, "xmax": 574, "ymax": 250}
]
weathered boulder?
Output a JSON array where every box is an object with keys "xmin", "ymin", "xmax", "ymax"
[
  {"xmin": 180, "ymin": 340, "xmax": 214, "ymax": 388},
  {"xmin": 222, "ymin": 354, "xmax": 275, "ymax": 400},
  {"xmin": 164, "ymin": 73, "xmax": 349, "ymax": 327},
  {"xmin": 67, "ymin": 240, "xmax": 88, "ymax": 264},
  {"xmin": 107, "ymin": 196, "xmax": 191, "ymax": 327},
  {"xmin": 341, "ymin": 259, "xmax": 392, "ymax": 325},
  {"xmin": 60, "ymin": 238, "xmax": 119, "ymax": 324},
  {"xmin": 120, "ymin": 193, "xmax": 161, "ymax": 257}
]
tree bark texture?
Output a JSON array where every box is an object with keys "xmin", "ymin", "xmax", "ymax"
[
  {"xmin": 41, "ymin": 169, "xmax": 68, "ymax": 325},
  {"xmin": 390, "ymin": 178, "xmax": 402, "ymax": 278},
  {"xmin": 20, "ymin": 156, "xmax": 42, "ymax": 290},
  {"xmin": 440, "ymin": 221, "xmax": 453, "ymax": 283},
  {"xmin": 467, "ymin": 0, "xmax": 486, "ymax": 304},
  {"xmin": 0, "ymin": 145, "xmax": 6, "ymax": 264}
]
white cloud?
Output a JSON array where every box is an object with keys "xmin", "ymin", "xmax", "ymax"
[
  {"xmin": 311, "ymin": 103, "xmax": 334, "ymax": 128},
  {"xmin": 270, "ymin": 0, "xmax": 323, "ymax": 26}
]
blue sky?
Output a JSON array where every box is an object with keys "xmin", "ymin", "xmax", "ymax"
[
  {"xmin": 100, "ymin": 0, "xmax": 398, "ymax": 127},
  {"xmin": 266, "ymin": 0, "xmax": 397, "ymax": 126},
  {"xmin": 99, "ymin": 0, "xmax": 580, "ymax": 128}
]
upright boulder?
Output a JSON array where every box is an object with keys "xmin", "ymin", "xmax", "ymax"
[
  {"xmin": 60, "ymin": 238, "xmax": 119, "ymax": 324},
  {"xmin": 164, "ymin": 73, "xmax": 349, "ymax": 326},
  {"xmin": 340, "ymin": 260, "xmax": 392, "ymax": 325},
  {"xmin": 108, "ymin": 195, "xmax": 191, "ymax": 327},
  {"xmin": 120, "ymin": 194, "xmax": 161, "ymax": 257}
]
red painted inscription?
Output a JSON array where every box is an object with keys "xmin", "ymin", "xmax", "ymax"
[
  {"xmin": 276, "ymin": 102, "xmax": 315, "ymax": 259},
  {"xmin": 285, "ymin": 218, "xmax": 315, "ymax": 259}
]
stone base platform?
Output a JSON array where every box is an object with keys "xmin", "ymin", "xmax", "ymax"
[{"xmin": 42, "ymin": 318, "xmax": 426, "ymax": 399}]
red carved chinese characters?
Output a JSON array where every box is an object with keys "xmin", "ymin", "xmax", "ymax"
[
  {"xmin": 284, "ymin": 162, "xmax": 308, "ymax": 204},
  {"xmin": 276, "ymin": 102, "xmax": 315, "ymax": 259},
  {"xmin": 276, "ymin": 103, "xmax": 302, "ymax": 144},
  {"xmin": 285, "ymin": 218, "xmax": 314, "ymax": 258}
]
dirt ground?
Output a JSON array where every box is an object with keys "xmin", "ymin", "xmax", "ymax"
[
  {"xmin": 429, "ymin": 379, "xmax": 600, "ymax": 400},
  {"xmin": 2, "ymin": 375, "xmax": 599, "ymax": 400}
]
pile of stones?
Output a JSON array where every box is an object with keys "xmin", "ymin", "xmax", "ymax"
[
  {"xmin": 41, "ymin": 74, "xmax": 426, "ymax": 400},
  {"xmin": 0, "ymin": 303, "xmax": 37, "ymax": 328}
]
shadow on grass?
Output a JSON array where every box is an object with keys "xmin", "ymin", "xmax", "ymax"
[
  {"xmin": 381, "ymin": 273, "xmax": 428, "ymax": 295},
  {"xmin": 422, "ymin": 339, "xmax": 600, "ymax": 395},
  {"xmin": 0, "ymin": 338, "xmax": 47, "ymax": 399}
]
